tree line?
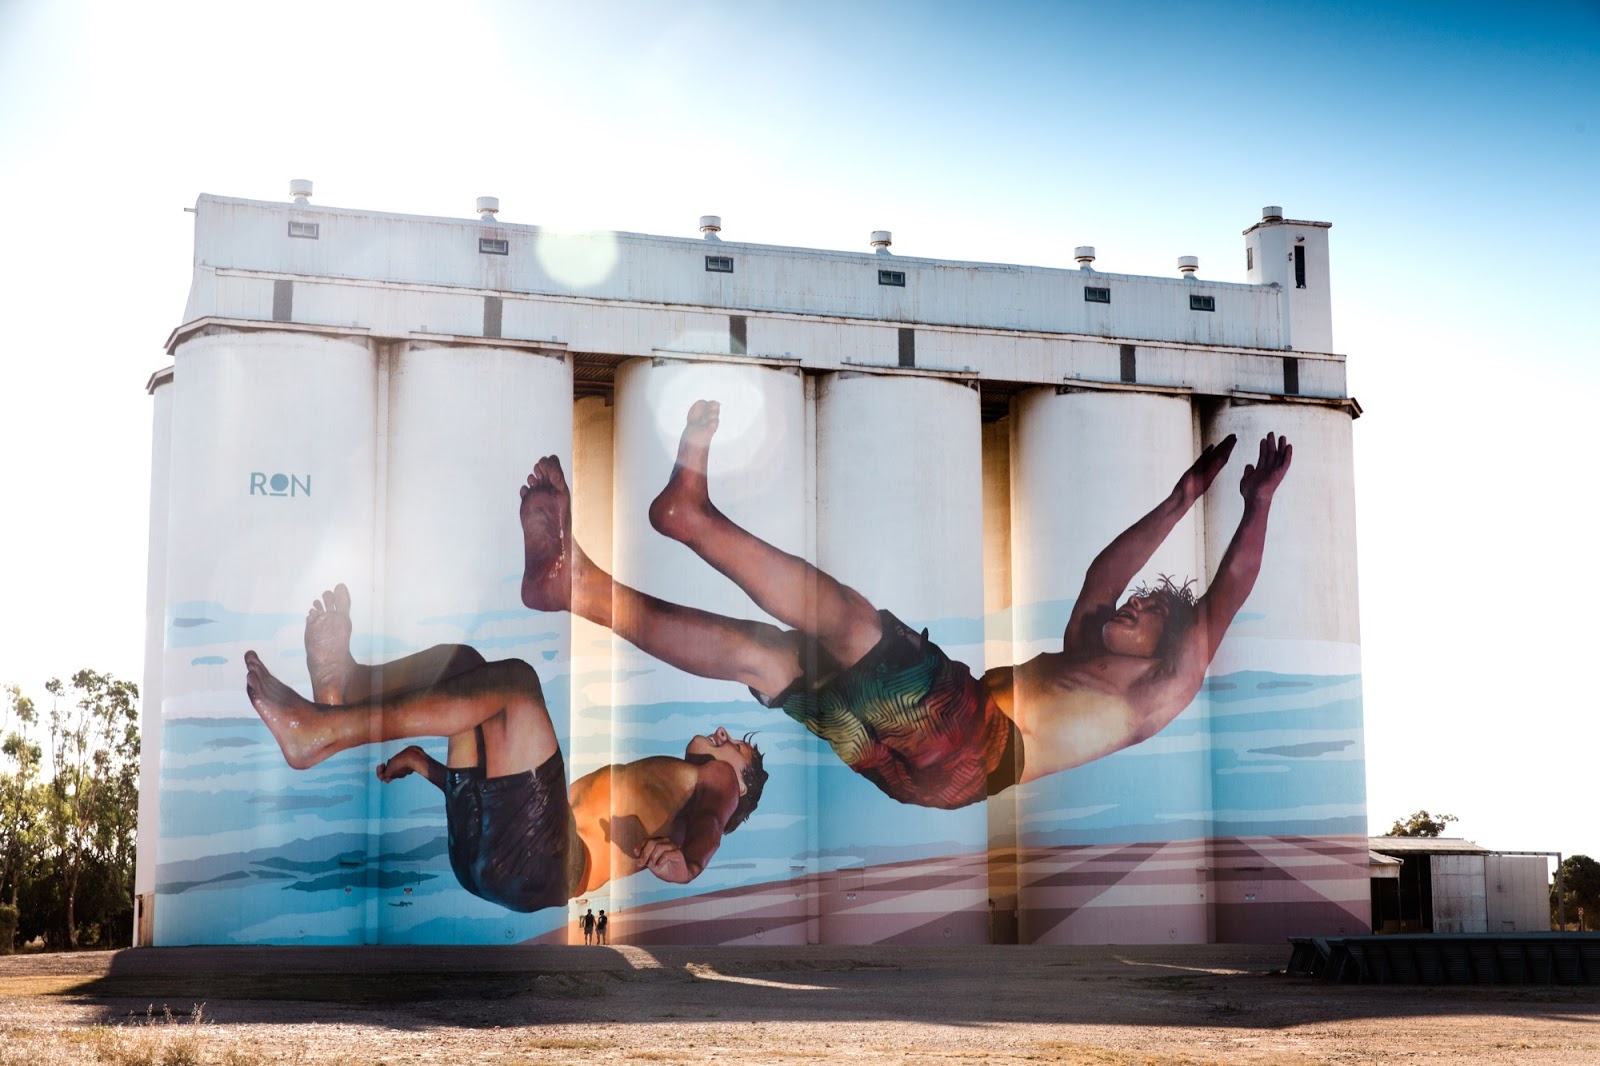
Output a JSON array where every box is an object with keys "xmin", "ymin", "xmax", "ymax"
[
  {"xmin": 6, "ymin": 692, "xmax": 1600, "ymax": 949},
  {"xmin": 1, "ymin": 671, "xmax": 139, "ymax": 951}
]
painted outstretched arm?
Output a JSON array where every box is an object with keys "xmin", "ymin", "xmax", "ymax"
[
  {"xmin": 634, "ymin": 765, "xmax": 740, "ymax": 885},
  {"xmin": 1151, "ymin": 432, "xmax": 1293, "ymax": 712},
  {"xmin": 1062, "ymin": 434, "xmax": 1238, "ymax": 652}
]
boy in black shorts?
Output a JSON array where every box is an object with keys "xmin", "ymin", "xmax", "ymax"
[{"xmin": 246, "ymin": 584, "xmax": 768, "ymax": 910}]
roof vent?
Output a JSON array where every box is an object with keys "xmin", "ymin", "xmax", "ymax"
[
  {"xmin": 1074, "ymin": 246, "xmax": 1096, "ymax": 270},
  {"xmin": 476, "ymin": 196, "xmax": 499, "ymax": 220},
  {"xmin": 700, "ymin": 215, "xmax": 722, "ymax": 241},
  {"xmin": 289, "ymin": 179, "xmax": 313, "ymax": 205},
  {"xmin": 870, "ymin": 230, "xmax": 893, "ymax": 255},
  {"xmin": 1261, "ymin": 205, "xmax": 1283, "ymax": 222},
  {"xmin": 1178, "ymin": 255, "xmax": 1199, "ymax": 277}
]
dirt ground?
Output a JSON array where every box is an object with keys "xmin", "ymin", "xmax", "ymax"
[{"xmin": 1, "ymin": 943, "xmax": 1597, "ymax": 1065}]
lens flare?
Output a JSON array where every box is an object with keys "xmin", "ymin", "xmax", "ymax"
[{"xmin": 536, "ymin": 230, "xmax": 619, "ymax": 290}]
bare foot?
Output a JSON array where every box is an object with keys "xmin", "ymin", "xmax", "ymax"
[
  {"xmin": 245, "ymin": 650, "xmax": 338, "ymax": 770},
  {"xmin": 305, "ymin": 584, "xmax": 358, "ymax": 705},
  {"xmin": 648, "ymin": 399, "xmax": 721, "ymax": 542},
  {"xmin": 520, "ymin": 455, "xmax": 575, "ymax": 612}
]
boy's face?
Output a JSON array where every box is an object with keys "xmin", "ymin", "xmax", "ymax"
[
  {"xmin": 1101, "ymin": 594, "xmax": 1169, "ymax": 658},
  {"xmin": 686, "ymin": 726, "xmax": 755, "ymax": 793}
]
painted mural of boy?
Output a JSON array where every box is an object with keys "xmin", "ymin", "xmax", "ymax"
[
  {"xmin": 519, "ymin": 400, "xmax": 1291, "ymax": 810},
  {"xmin": 245, "ymin": 584, "xmax": 768, "ymax": 912}
]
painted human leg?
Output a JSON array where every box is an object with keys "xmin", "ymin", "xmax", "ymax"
[
  {"xmin": 304, "ymin": 583, "xmax": 488, "ymax": 706},
  {"xmin": 647, "ymin": 400, "xmax": 883, "ymax": 667},
  {"xmin": 518, "ymin": 454, "xmax": 803, "ymax": 698},
  {"xmin": 246, "ymin": 650, "xmax": 557, "ymax": 774}
]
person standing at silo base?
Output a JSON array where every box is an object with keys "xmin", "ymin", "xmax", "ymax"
[
  {"xmin": 518, "ymin": 400, "xmax": 1291, "ymax": 810},
  {"xmin": 243, "ymin": 589, "xmax": 768, "ymax": 912}
]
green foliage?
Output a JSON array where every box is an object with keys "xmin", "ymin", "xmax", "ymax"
[
  {"xmin": 1384, "ymin": 809, "xmax": 1459, "ymax": 838},
  {"xmin": 1, "ymin": 671, "xmax": 140, "ymax": 949},
  {"xmin": 1551, "ymin": 854, "xmax": 1600, "ymax": 930},
  {"xmin": 0, "ymin": 901, "xmax": 17, "ymax": 954}
]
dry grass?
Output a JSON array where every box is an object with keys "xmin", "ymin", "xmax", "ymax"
[{"xmin": 2, "ymin": 1005, "xmax": 213, "ymax": 1066}]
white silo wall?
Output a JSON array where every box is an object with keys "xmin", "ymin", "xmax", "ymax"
[
  {"xmin": 981, "ymin": 417, "xmax": 1020, "ymax": 922},
  {"xmin": 814, "ymin": 372, "xmax": 989, "ymax": 945},
  {"xmin": 1009, "ymin": 388, "xmax": 1211, "ymax": 944},
  {"xmin": 156, "ymin": 329, "xmax": 378, "ymax": 946},
  {"xmin": 570, "ymin": 393, "xmax": 618, "ymax": 730},
  {"xmin": 1201, "ymin": 401, "xmax": 1367, "ymax": 940},
  {"xmin": 135, "ymin": 374, "xmax": 173, "ymax": 944},
  {"xmin": 610, "ymin": 358, "xmax": 810, "ymax": 944},
  {"xmin": 568, "ymin": 394, "xmax": 616, "ymax": 944},
  {"xmin": 378, "ymin": 342, "xmax": 574, "ymax": 944}
]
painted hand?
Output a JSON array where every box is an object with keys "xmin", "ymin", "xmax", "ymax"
[
  {"xmin": 1175, "ymin": 434, "xmax": 1238, "ymax": 504},
  {"xmin": 1240, "ymin": 433, "xmax": 1292, "ymax": 506},
  {"xmin": 376, "ymin": 745, "xmax": 426, "ymax": 782},
  {"xmin": 636, "ymin": 836, "xmax": 690, "ymax": 882}
]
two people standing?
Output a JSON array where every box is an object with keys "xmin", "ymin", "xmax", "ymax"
[{"xmin": 578, "ymin": 907, "xmax": 610, "ymax": 945}]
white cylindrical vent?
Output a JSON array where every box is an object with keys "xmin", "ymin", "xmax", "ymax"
[
  {"xmin": 1261, "ymin": 206, "xmax": 1283, "ymax": 221},
  {"xmin": 699, "ymin": 215, "xmax": 722, "ymax": 239},
  {"xmin": 870, "ymin": 230, "xmax": 893, "ymax": 252},
  {"xmin": 476, "ymin": 196, "xmax": 499, "ymax": 219},
  {"xmin": 1074, "ymin": 246, "xmax": 1096, "ymax": 269},
  {"xmin": 1178, "ymin": 256, "xmax": 1199, "ymax": 277},
  {"xmin": 289, "ymin": 179, "xmax": 313, "ymax": 204}
]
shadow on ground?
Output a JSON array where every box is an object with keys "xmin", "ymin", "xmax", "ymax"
[{"xmin": 10, "ymin": 944, "xmax": 1600, "ymax": 1033}]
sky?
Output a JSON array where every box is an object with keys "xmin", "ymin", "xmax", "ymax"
[{"xmin": 1, "ymin": 0, "xmax": 1597, "ymax": 862}]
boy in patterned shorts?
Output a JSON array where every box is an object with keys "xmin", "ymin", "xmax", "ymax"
[{"xmin": 518, "ymin": 401, "xmax": 1291, "ymax": 809}]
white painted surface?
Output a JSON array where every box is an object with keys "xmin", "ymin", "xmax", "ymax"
[
  {"xmin": 610, "ymin": 358, "xmax": 809, "ymax": 930},
  {"xmin": 158, "ymin": 329, "xmax": 379, "ymax": 943},
  {"xmin": 377, "ymin": 342, "xmax": 572, "ymax": 942},
  {"xmin": 814, "ymin": 372, "xmax": 989, "ymax": 943},
  {"xmin": 177, "ymin": 197, "xmax": 1352, "ymax": 405},
  {"xmin": 1203, "ymin": 402, "xmax": 1362, "ymax": 648},
  {"xmin": 1008, "ymin": 388, "xmax": 1207, "ymax": 943},
  {"xmin": 135, "ymin": 376, "xmax": 173, "ymax": 914},
  {"xmin": 1245, "ymin": 217, "xmax": 1334, "ymax": 353}
]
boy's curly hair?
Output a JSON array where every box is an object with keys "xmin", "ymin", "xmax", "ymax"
[
  {"xmin": 723, "ymin": 733, "xmax": 769, "ymax": 833},
  {"xmin": 1127, "ymin": 575, "xmax": 1199, "ymax": 659}
]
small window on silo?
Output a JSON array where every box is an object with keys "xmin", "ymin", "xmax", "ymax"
[
  {"xmin": 878, "ymin": 269, "xmax": 906, "ymax": 287},
  {"xmin": 480, "ymin": 238, "xmax": 509, "ymax": 256},
  {"xmin": 1189, "ymin": 295, "xmax": 1216, "ymax": 312},
  {"xmin": 1294, "ymin": 245, "xmax": 1306, "ymax": 288},
  {"xmin": 705, "ymin": 255, "xmax": 734, "ymax": 273},
  {"xmin": 287, "ymin": 221, "xmax": 320, "ymax": 239},
  {"xmin": 1084, "ymin": 286, "xmax": 1111, "ymax": 303}
]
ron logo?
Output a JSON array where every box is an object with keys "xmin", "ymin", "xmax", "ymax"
[{"xmin": 250, "ymin": 472, "xmax": 312, "ymax": 497}]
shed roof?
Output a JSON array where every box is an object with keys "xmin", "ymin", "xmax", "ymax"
[{"xmin": 1368, "ymin": 836, "xmax": 1490, "ymax": 856}]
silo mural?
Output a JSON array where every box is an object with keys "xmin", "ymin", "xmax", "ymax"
[
  {"xmin": 146, "ymin": 195, "xmax": 1365, "ymax": 946},
  {"xmin": 1008, "ymin": 388, "xmax": 1211, "ymax": 944}
]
